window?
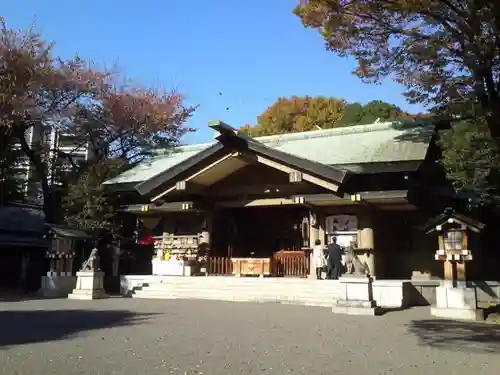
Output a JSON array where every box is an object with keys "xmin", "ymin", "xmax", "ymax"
[{"xmin": 444, "ymin": 230, "xmax": 463, "ymax": 250}]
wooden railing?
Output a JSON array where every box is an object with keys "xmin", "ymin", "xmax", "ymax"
[
  {"xmin": 273, "ymin": 250, "xmax": 310, "ymax": 278},
  {"xmin": 207, "ymin": 252, "xmax": 310, "ymax": 277},
  {"xmin": 208, "ymin": 256, "xmax": 233, "ymax": 275}
]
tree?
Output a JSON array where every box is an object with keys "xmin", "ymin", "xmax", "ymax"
[
  {"xmin": 0, "ymin": 19, "xmax": 196, "ymax": 224},
  {"xmin": 63, "ymin": 159, "xmax": 126, "ymax": 236},
  {"xmin": 439, "ymin": 120, "xmax": 500, "ymax": 204},
  {"xmin": 244, "ymin": 96, "xmax": 345, "ymax": 136},
  {"xmin": 293, "ymin": 0, "xmax": 500, "ymax": 202},
  {"xmin": 69, "ymin": 84, "xmax": 195, "ymax": 166},
  {"xmin": 242, "ymin": 96, "xmax": 413, "ymax": 136},
  {"xmin": 0, "ymin": 19, "xmax": 107, "ymax": 221},
  {"xmin": 294, "ymin": 1, "xmax": 500, "ymax": 138},
  {"xmin": 337, "ymin": 100, "xmax": 408, "ymax": 126}
]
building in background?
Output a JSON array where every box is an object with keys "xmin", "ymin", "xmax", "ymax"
[{"xmin": 12, "ymin": 124, "xmax": 94, "ymax": 201}]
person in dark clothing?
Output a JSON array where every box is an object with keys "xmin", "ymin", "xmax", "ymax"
[{"xmin": 327, "ymin": 236, "xmax": 343, "ymax": 280}]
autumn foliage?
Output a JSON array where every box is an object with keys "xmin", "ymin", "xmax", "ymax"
[
  {"xmin": 0, "ymin": 18, "xmax": 195, "ymax": 224},
  {"xmin": 242, "ymin": 96, "xmax": 414, "ymax": 136},
  {"xmin": 294, "ymin": 0, "xmax": 500, "ymax": 139},
  {"xmin": 294, "ymin": 0, "xmax": 500, "ymax": 203}
]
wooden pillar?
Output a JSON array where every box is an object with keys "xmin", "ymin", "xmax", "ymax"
[
  {"xmin": 66, "ymin": 255, "xmax": 74, "ymax": 276},
  {"xmin": 307, "ymin": 210, "xmax": 319, "ymax": 279},
  {"xmin": 456, "ymin": 231, "xmax": 468, "ymax": 287},
  {"xmin": 358, "ymin": 207, "xmax": 376, "ymax": 277},
  {"xmin": 456, "ymin": 261, "xmax": 466, "ymax": 280},
  {"xmin": 309, "ymin": 210, "xmax": 319, "ymax": 246}
]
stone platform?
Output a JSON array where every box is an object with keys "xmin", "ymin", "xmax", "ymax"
[
  {"xmin": 431, "ymin": 286, "xmax": 484, "ymax": 321},
  {"xmin": 332, "ymin": 276, "xmax": 383, "ymax": 316},
  {"xmin": 120, "ymin": 275, "xmax": 407, "ymax": 309},
  {"xmin": 68, "ymin": 271, "xmax": 109, "ymax": 300}
]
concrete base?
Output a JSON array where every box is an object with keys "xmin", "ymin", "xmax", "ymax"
[
  {"xmin": 431, "ymin": 286, "xmax": 483, "ymax": 321},
  {"xmin": 372, "ymin": 279, "xmax": 409, "ymax": 308},
  {"xmin": 332, "ymin": 276, "xmax": 382, "ymax": 316},
  {"xmin": 39, "ymin": 275, "xmax": 77, "ymax": 298},
  {"xmin": 430, "ymin": 306, "xmax": 484, "ymax": 321},
  {"xmin": 68, "ymin": 271, "xmax": 108, "ymax": 300},
  {"xmin": 332, "ymin": 298, "xmax": 382, "ymax": 316}
]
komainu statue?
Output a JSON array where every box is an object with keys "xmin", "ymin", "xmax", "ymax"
[
  {"xmin": 81, "ymin": 248, "xmax": 100, "ymax": 271},
  {"xmin": 344, "ymin": 245, "xmax": 369, "ymax": 276}
]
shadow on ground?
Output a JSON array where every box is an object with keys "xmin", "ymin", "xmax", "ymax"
[
  {"xmin": 408, "ymin": 319, "xmax": 500, "ymax": 353},
  {"xmin": 0, "ymin": 309, "xmax": 157, "ymax": 348}
]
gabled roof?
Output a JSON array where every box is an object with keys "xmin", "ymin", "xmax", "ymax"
[
  {"xmin": 46, "ymin": 224, "xmax": 94, "ymax": 240},
  {"xmin": 136, "ymin": 121, "xmax": 349, "ymax": 196},
  {"xmin": 103, "ymin": 118, "xmax": 436, "ymax": 187},
  {"xmin": 419, "ymin": 208, "xmax": 485, "ymax": 233}
]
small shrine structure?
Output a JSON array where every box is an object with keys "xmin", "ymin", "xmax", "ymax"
[
  {"xmin": 421, "ymin": 208, "xmax": 485, "ymax": 320},
  {"xmin": 40, "ymin": 224, "xmax": 93, "ymax": 297}
]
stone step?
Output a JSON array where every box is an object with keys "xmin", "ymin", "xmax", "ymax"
[
  {"xmin": 132, "ymin": 285, "xmax": 340, "ymax": 300},
  {"xmin": 142, "ymin": 282, "xmax": 341, "ymax": 290},
  {"xmin": 143, "ymin": 277, "xmax": 339, "ymax": 285},
  {"xmin": 134, "ymin": 289, "xmax": 339, "ymax": 299},
  {"xmin": 130, "ymin": 290, "xmax": 336, "ymax": 306},
  {"xmin": 134, "ymin": 282, "xmax": 340, "ymax": 291},
  {"xmin": 140, "ymin": 287, "xmax": 341, "ymax": 298}
]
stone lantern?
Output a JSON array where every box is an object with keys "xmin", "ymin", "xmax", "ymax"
[{"xmin": 421, "ymin": 208, "xmax": 485, "ymax": 320}]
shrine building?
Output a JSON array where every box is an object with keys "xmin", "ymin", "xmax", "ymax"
[{"xmin": 103, "ymin": 118, "xmax": 499, "ymax": 305}]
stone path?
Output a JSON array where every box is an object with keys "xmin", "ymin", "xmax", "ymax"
[{"xmin": 0, "ymin": 298, "xmax": 499, "ymax": 375}]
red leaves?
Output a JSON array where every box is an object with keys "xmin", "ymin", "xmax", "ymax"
[
  {"xmin": 102, "ymin": 86, "xmax": 194, "ymax": 136},
  {"xmin": 0, "ymin": 17, "xmax": 196, "ymax": 165}
]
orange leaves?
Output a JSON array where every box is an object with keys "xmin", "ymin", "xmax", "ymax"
[{"xmin": 247, "ymin": 96, "xmax": 346, "ymax": 136}]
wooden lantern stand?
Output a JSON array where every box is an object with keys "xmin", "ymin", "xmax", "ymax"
[
  {"xmin": 421, "ymin": 209, "xmax": 485, "ymax": 321},
  {"xmin": 434, "ymin": 224, "xmax": 472, "ymax": 288}
]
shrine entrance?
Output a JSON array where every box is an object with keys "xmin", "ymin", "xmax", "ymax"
[{"xmin": 211, "ymin": 206, "xmax": 307, "ymax": 258}]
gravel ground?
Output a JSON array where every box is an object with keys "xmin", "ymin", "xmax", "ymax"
[{"xmin": 0, "ymin": 298, "xmax": 499, "ymax": 375}]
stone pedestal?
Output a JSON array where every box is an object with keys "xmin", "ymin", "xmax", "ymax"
[
  {"xmin": 68, "ymin": 271, "xmax": 109, "ymax": 300},
  {"xmin": 39, "ymin": 273, "xmax": 77, "ymax": 298},
  {"xmin": 332, "ymin": 276, "xmax": 382, "ymax": 316},
  {"xmin": 431, "ymin": 285, "xmax": 483, "ymax": 321}
]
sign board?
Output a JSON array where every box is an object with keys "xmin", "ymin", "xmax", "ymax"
[{"xmin": 325, "ymin": 215, "xmax": 358, "ymax": 233}]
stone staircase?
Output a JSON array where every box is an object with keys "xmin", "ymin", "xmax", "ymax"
[{"xmin": 128, "ymin": 276, "xmax": 342, "ymax": 307}]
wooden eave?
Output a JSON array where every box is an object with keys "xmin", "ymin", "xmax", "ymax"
[
  {"xmin": 293, "ymin": 190, "xmax": 409, "ymax": 206},
  {"xmin": 119, "ymin": 201, "xmax": 202, "ymax": 214}
]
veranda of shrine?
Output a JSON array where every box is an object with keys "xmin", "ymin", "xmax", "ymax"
[{"xmin": 103, "ymin": 118, "xmax": 500, "ymax": 305}]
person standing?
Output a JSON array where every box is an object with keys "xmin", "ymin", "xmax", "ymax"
[
  {"xmin": 312, "ymin": 239, "xmax": 326, "ymax": 279},
  {"xmin": 327, "ymin": 236, "xmax": 343, "ymax": 280}
]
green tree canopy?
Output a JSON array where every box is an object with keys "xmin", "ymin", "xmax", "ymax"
[
  {"xmin": 294, "ymin": 0, "xmax": 500, "ymax": 138},
  {"xmin": 63, "ymin": 159, "xmax": 127, "ymax": 237},
  {"xmin": 293, "ymin": 0, "xmax": 500, "ymax": 203},
  {"xmin": 337, "ymin": 100, "xmax": 408, "ymax": 126},
  {"xmin": 242, "ymin": 96, "xmax": 412, "ymax": 136},
  {"xmin": 439, "ymin": 120, "xmax": 500, "ymax": 205}
]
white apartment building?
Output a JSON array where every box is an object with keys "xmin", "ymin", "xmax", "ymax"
[{"xmin": 13, "ymin": 124, "xmax": 94, "ymax": 200}]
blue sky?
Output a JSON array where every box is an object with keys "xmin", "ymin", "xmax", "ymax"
[{"xmin": 3, "ymin": 0, "xmax": 423, "ymax": 144}]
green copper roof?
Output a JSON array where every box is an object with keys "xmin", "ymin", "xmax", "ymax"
[{"xmin": 103, "ymin": 120, "xmax": 435, "ymax": 186}]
